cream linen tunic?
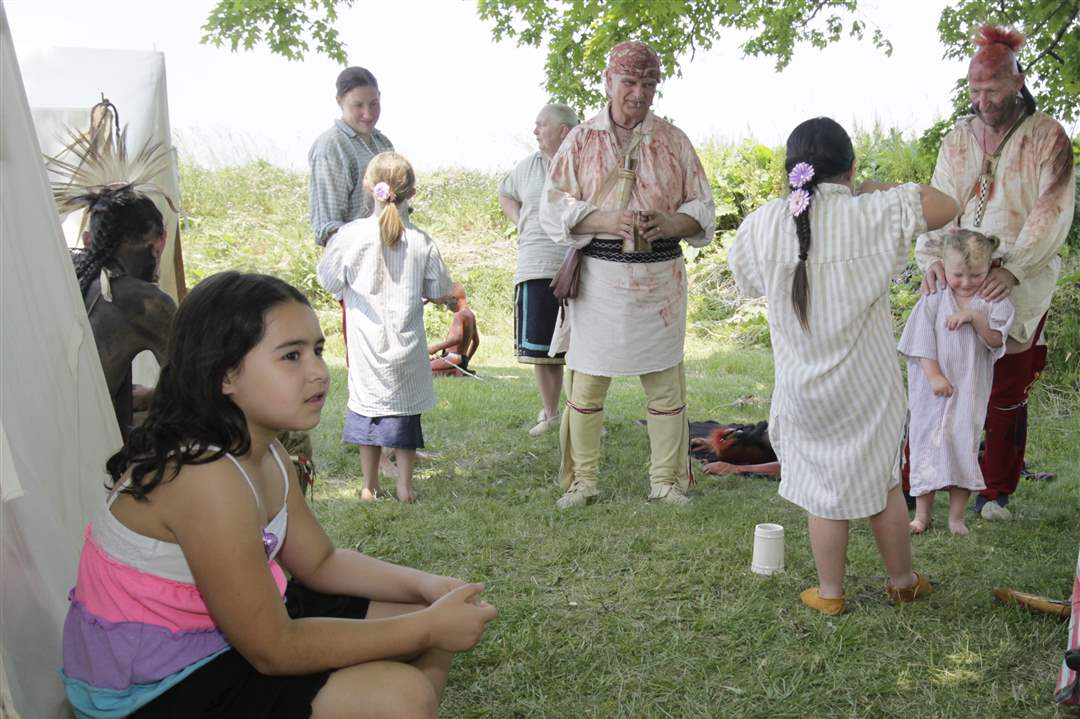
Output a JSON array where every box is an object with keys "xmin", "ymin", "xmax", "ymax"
[
  {"xmin": 538, "ymin": 108, "xmax": 715, "ymax": 376},
  {"xmin": 316, "ymin": 216, "xmax": 452, "ymax": 417},
  {"xmin": 915, "ymin": 112, "xmax": 1075, "ymax": 344},
  {"xmin": 730, "ymin": 183, "xmax": 926, "ymax": 519},
  {"xmin": 898, "ymin": 290, "xmax": 1013, "ymax": 496}
]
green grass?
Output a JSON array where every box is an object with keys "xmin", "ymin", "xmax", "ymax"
[
  {"xmin": 307, "ymin": 333, "xmax": 1079, "ymax": 719},
  {"xmin": 179, "ymin": 150, "xmax": 1080, "ymax": 718}
]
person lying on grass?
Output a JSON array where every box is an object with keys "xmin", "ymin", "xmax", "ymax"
[{"xmin": 61, "ymin": 271, "xmax": 496, "ymax": 719}]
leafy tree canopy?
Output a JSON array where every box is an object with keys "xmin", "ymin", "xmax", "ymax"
[
  {"xmin": 202, "ymin": 0, "xmax": 354, "ymax": 64},
  {"xmin": 202, "ymin": 0, "xmax": 1078, "ymax": 122}
]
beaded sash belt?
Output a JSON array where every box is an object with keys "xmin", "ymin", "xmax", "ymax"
[{"xmin": 581, "ymin": 238, "xmax": 682, "ymax": 263}]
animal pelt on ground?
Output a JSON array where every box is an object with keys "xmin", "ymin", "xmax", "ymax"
[{"xmin": 688, "ymin": 421, "xmax": 780, "ymax": 478}]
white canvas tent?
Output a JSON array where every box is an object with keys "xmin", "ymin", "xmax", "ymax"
[{"xmin": 1, "ymin": 6, "xmax": 124, "ymax": 718}]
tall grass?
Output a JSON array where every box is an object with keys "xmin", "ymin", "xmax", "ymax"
[{"xmin": 178, "ymin": 130, "xmax": 1080, "ymax": 384}]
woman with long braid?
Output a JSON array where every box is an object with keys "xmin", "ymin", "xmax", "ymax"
[{"xmin": 729, "ymin": 118, "xmax": 958, "ymax": 615}]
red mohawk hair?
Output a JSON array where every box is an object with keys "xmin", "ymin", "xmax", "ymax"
[
  {"xmin": 970, "ymin": 24, "xmax": 1025, "ymax": 79},
  {"xmin": 974, "ymin": 24, "xmax": 1025, "ymax": 52}
]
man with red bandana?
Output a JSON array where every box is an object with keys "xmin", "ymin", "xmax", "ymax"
[
  {"xmin": 539, "ymin": 40, "xmax": 715, "ymax": 508},
  {"xmin": 914, "ymin": 24, "xmax": 1075, "ymax": 520}
]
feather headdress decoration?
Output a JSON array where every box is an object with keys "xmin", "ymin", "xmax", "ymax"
[
  {"xmin": 45, "ymin": 97, "xmax": 177, "ymax": 222},
  {"xmin": 46, "ymin": 98, "xmax": 177, "ymax": 297}
]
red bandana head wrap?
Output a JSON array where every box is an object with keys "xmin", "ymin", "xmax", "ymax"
[
  {"xmin": 969, "ymin": 24, "xmax": 1024, "ymax": 81},
  {"xmin": 606, "ymin": 41, "xmax": 661, "ymax": 80}
]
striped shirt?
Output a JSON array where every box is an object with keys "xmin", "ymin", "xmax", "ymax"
[
  {"xmin": 499, "ymin": 152, "xmax": 567, "ymax": 285},
  {"xmin": 899, "ymin": 289, "xmax": 1013, "ymax": 495},
  {"xmin": 316, "ymin": 215, "xmax": 453, "ymax": 416},
  {"xmin": 730, "ymin": 182, "xmax": 926, "ymax": 519},
  {"xmin": 307, "ymin": 120, "xmax": 394, "ymax": 245}
]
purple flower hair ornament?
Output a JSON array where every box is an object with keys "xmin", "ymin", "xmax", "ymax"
[
  {"xmin": 373, "ymin": 181, "xmax": 394, "ymax": 203},
  {"xmin": 788, "ymin": 162, "xmax": 815, "ymax": 189},
  {"xmin": 788, "ymin": 188, "xmax": 811, "ymax": 218}
]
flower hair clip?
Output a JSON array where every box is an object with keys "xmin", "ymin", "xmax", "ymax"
[
  {"xmin": 787, "ymin": 162, "xmax": 814, "ymax": 218},
  {"xmin": 788, "ymin": 189, "xmax": 810, "ymax": 218},
  {"xmin": 373, "ymin": 181, "xmax": 395, "ymax": 203},
  {"xmin": 788, "ymin": 162, "xmax": 814, "ymax": 189}
]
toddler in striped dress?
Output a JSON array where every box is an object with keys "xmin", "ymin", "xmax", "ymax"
[{"xmin": 900, "ymin": 229, "xmax": 1014, "ymax": 535}]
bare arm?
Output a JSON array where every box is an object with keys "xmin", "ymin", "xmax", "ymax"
[
  {"xmin": 428, "ymin": 318, "xmax": 463, "ymax": 355},
  {"xmin": 498, "ymin": 195, "xmax": 521, "ymax": 226},
  {"xmin": 465, "ymin": 323, "xmax": 480, "ymax": 360},
  {"xmin": 918, "ymin": 357, "xmax": 954, "ymax": 397},
  {"xmin": 945, "ymin": 308, "xmax": 1003, "ymax": 348},
  {"xmin": 919, "ymin": 185, "xmax": 960, "ymax": 232},
  {"xmin": 860, "ymin": 179, "xmax": 957, "ymax": 233},
  {"xmin": 167, "ymin": 455, "xmax": 496, "ymax": 676}
]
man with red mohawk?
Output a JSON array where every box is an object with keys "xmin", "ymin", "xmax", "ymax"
[
  {"xmin": 915, "ymin": 24, "xmax": 1075, "ymax": 520},
  {"xmin": 540, "ymin": 40, "xmax": 715, "ymax": 508}
]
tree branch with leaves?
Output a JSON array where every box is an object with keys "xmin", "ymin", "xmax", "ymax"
[{"xmin": 200, "ymin": 0, "xmax": 1078, "ymax": 123}]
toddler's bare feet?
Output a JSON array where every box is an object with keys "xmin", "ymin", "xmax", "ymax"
[
  {"xmin": 948, "ymin": 519, "xmax": 969, "ymax": 536},
  {"xmin": 359, "ymin": 487, "xmax": 379, "ymax": 502},
  {"xmin": 909, "ymin": 518, "xmax": 930, "ymax": 534},
  {"xmin": 396, "ymin": 486, "xmax": 416, "ymax": 504}
]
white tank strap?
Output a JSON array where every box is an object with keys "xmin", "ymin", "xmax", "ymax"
[
  {"xmin": 107, "ymin": 444, "xmax": 276, "ymax": 511},
  {"xmin": 221, "ymin": 452, "xmax": 261, "ymax": 511},
  {"xmin": 268, "ymin": 443, "xmax": 290, "ymax": 507},
  {"xmin": 105, "ymin": 477, "xmax": 134, "ymax": 509}
]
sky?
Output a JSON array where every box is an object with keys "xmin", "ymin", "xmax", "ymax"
[{"xmin": 6, "ymin": 0, "xmax": 977, "ymax": 173}]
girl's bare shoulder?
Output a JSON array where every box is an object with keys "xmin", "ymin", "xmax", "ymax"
[{"xmin": 147, "ymin": 454, "xmax": 262, "ymax": 528}]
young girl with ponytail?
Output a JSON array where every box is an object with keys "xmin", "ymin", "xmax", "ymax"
[
  {"xmin": 317, "ymin": 152, "xmax": 457, "ymax": 503},
  {"xmin": 729, "ymin": 117, "xmax": 958, "ymax": 615}
]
